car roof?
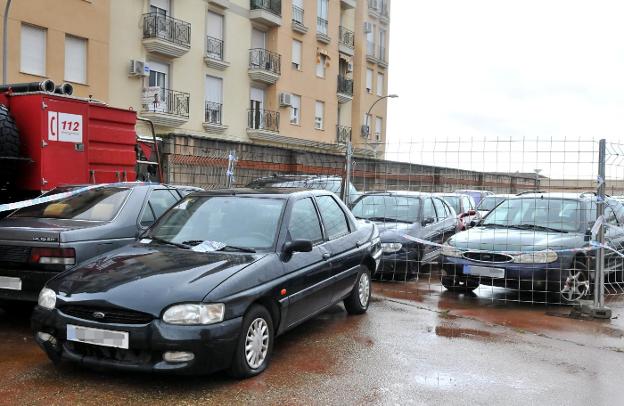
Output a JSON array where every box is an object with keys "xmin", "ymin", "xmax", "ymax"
[
  {"xmin": 359, "ymin": 191, "xmax": 434, "ymax": 197},
  {"xmin": 189, "ymin": 187, "xmax": 332, "ymax": 199},
  {"xmin": 509, "ymin": 192, "xmax": 600, "ymax": 200},
  {"xmin": 55, "ymin": 182, "xmax": 193, "ymax": 190},
  {"xmin": 434, "ymin": 193, "xmax": 470, "ymax": 197},
  {"xmin": 248, "ymin": 174, "xmax": 342, "ymax": 183}
]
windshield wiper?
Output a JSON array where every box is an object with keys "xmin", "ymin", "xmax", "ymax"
[
  {"xmin": 217, "ymin": 245, "xmax": 257, "ymax": 253},
  {"xmin": 509, "ymin": 224, "xmax": 568, "ymax": 233},
  {"xmin": 365, "ymin": 216, "xmax": 412, "ymax": 224},
  {"xmin": 181, "ymin": 240, "xmax": 204, "ymax": 247},
  {"xmin": 150, "ymin": 236, "xmax": 190, "ymax": 249}
]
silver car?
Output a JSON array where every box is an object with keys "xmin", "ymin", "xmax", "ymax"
[{"xmin": 0, "ymin": 183, "xmax": 201, "ymax": 305}]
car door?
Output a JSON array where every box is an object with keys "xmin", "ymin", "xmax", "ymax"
[
  {"xmin": 604, "ymin": 203, "xmax": 624, "ymax": 276},
  {"xmin": 283, "ymin": 197, "xmax": 333, "ymax": 328},
  {"xmin": 420, "ymin": 197, "xmax": 442, "ymax": 264},
  {"xmin": 314, "ymin": 195, "xmax": 361, "ymax": 302}
]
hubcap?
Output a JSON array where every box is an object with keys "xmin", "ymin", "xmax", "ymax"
[
  {"xmin": 561, "ymin": 270, "xmax": 590, "ymax": 302},
  {"xmin": 245, "ymin": 318, "xmax": 269, "ymax": 369},
  {"xmin": 358, "ymin": 272, "xmax": 370, "ymax": 307}
]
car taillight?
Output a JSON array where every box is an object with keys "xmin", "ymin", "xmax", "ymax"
[{"xmin": 30, "ymin": 248, "xmax": 76, "ymax": 265}]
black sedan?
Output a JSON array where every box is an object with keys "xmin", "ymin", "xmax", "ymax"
[
  {"xmin": 31, "ymin": 189, "xmax": 381, "ymax": 377},
  {"xmin": 351, "ymin": 191, "xmax": 458, "ymax": 279}
]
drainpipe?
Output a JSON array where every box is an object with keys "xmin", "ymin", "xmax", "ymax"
[{"xmin": 2, "ymin": 0, "xmax": 12, "ymax": 85}]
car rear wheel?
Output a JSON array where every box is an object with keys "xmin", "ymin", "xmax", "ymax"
[
  {"xmin": 227, "ymin": 304, "xmax": 274, "ymax": 379},
  {"xmin": 441, "ymin": 275, "xmax": 479, "ymax": 292},
  {"xmin": 561, "ymin": 259, "xmax": 592, "ymax": 302},
  {"xmin": 344, "ymin": 266, "xmax": 371, "ymax": 315}
]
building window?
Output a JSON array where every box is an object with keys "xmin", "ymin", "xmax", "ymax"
[
  {"xmin": 20, "ymin": 24, "xmax": 46, "ymax": 76},
  {"xmin": 316, "ymin": 54, "xmax": 326, "ymax": 78},
  {"xmin": 366, "ymin": 68, "xmax": 373, "ymax": 93},
  {"xmin": 314, "ymin": 101, "xmax": 324, "ymax": 130},
  {"xmin": 205, "ymin": 75, "xmax": 223, "ymax": 124},
  {"xmin": 375, "ymin": 116, "xmax": 383, "ymax": 141},
  {"xmin": 150, "ymin": 0, "xmax": 169, "ymax": 15},
  {"xmin": 290, "ymin": 94, "xmax": 301, "ymax": 125},
  {"xmin": 292, "ymin": 39, "xmax": 302, "ymax": 70},
  {"xmin": 206, "ymin": 11, "xmax": 225, "ymax": 61},
  {"xmin": 376, "ymin": 72, "xmax": 384, "ymax": 96},
  {"xmin": 317, "ymin": 0, "xmax": 328, "ymax": 34},
  {"xmin": 64, "ymin": 35, "xmax": 87, "ymax": 84}
]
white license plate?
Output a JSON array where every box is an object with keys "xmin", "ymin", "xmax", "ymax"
[
  {"xmin": 0, "ymin": 276, "xmax": 22, "ymax": 291},
  {"xmin": 66, "ymin": 325, "xmax": 129, "ymax": 349},
  {"xmin": 463, "ymin": 265, "xmax": 505, "ymax": 279}
]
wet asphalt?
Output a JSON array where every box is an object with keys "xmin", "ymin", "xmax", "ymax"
[{"xmin": 2, "ymin": 275, "xmax": 624, "ymax": 406}]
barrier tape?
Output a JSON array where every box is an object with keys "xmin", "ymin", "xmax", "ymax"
[{"xmin": 0, "ymin": 182, "xmax": 152, "ymax": 214}]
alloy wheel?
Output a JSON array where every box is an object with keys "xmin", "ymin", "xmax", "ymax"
[{"xmin": 561, "ymin": 270, "xmax": 590, "ymax": 302}]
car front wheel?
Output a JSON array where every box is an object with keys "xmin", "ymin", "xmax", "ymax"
[
  {"xmin": 228, "ymin": 304, "xmax": 274, "ymax": 379},
  {"xmin": 344, "ymin": 266, "xmax": 372, "ymax": 315}
]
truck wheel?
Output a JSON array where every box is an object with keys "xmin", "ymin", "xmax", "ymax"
[{"xmin": 0, "ymin": 105, "xmax": 20, "ymax": 188}]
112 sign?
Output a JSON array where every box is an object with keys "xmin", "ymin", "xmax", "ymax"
[{"xmin": 48, "ymin": 111, "xmax": 83, "ymax": 143}]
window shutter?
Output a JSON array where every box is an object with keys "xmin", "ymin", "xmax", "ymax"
[
  {"xmin": 21, "ymin": 25, "xmax": 46, "ymax": 76},
  {"xmin": 205, "ymin": 75, "xmax": 223, "ymax": 103},
  {"xmin": 64, "ymin": 35, "xmax": 87, "ymax": 83},
  {"xmin": 292, "ymin": 40, "xmax": 302, "ymax": 65},
  {"xmin": 207, "ymin": 11, "xmax": 223, "ymax": 40}
]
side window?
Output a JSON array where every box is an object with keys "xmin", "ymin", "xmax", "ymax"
[
  {"xmin": 433, "ymin": 198, "xmax": 447, "ymax": 220},
  {"xmin": 140, "ymin": 189, "xmax": 180, "ymax": 227},
  {"xmin": 422, "ymin": 198, "xmax": 436, "ymax": 222},
  {"xmin": 288, "ymin": 198, "xmax": 323, "ymax": 243},
  {"xmin": 443, "ymin": 201, "xmax": 453, "ymax": 217},
  {"xmin": 316, "ymin": 195, "xmax": 350, "ymax": 239},
  {"xmin": 462, "ymin": 197, "xmax": 470, "ymax": 211}
]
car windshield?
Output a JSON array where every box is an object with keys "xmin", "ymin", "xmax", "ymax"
[
  {"xmin": 10, "ymin": 187, "xmax": 131, "ymax": 221},
  {"xmin": 351, "ymin": 195, "xmax": 421, "ymax": 223},
  {"xmin": 477, "ymin": 196, "xmax": 508, "ymax": 211},
  {"xmin": 440, "ymin": 196, "xmax": 460, "ymax": 214},
  {"xmin": 149, "ymin": 196, "xmax": 285, "ymax": 250},
  {"xmin": 483, "ymin": 198, "xmax": 582, "ymax": 232}
]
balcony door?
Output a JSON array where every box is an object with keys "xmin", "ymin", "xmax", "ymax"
[
  {"xmin": 147, "ymin": 61, "xmax": 169, "ymax": 113},
  {"xmin": 150, "ymin": 0, "xmax": 170, "ymax": 15},
  {"xmin": 205, "ymin": 75, "xmax": 223, "ymax": 124},
  {"xmin": 250, "ymin": 87, "xmax": 265, "ymax": 129},
  {"xmin": 206, "ymin": 11, "xmax": 224, "ymax": 60}
]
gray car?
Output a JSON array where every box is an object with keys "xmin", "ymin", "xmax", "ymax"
[{"xmin": 0, "ymin": 182, "xmax": 201, "ymax": 305}]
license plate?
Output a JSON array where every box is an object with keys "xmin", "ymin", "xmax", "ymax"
[
  {"xmin": 66, "ymin": 325, "xmax": 129, "ymax": 349},
  {"xmin": 463, "ymin": 265, "xmax": 505, "ymax": 279},
  {"xmin": 0, "ymin": 276, "xmax": 22, "ymax": 291}
]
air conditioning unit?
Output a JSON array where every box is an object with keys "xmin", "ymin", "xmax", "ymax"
[
  {"xmin": 363, "ymin": 22, "xmax": 373, "ymax": 33},
  {"xmin": 279, "ymin": 92, "xmax": 292, "ymax": 107},
  {"xmin": 129, "ymin": 60, "xmax": 149, "ymax": 77}
]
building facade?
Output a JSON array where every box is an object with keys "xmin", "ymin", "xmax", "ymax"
[
  {"xmin": 108, "ymin": 0, "xmax": 390, "ymax": 151},
  {"xmin": 0, "ymin": 0, "xmax": 110, "ymax": 100}
]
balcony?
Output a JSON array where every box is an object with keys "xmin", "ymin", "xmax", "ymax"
[
  {"xmin": 338, "ymin": 26, "xmax": 354, "ymax": 56},
  {"xmin": 366, "ymin": 41, "xmax": 377, "ymax": 63},
  {"xmin": 142, "ymin": 13, "xmax": 191, "ymax": 58},
  {"xmin": 340, "ymin": 0, "xmax": 356, "ymax": 9},
  {"xmin": 204, "ymin": 36, "xmax": 230, "ymax": 70},
  {"xmin": 250, "ymin": 0, "xmax": 282, "ymax": 27},
  {"xmin": 141, "ymin": 87, "xmax": 190, "ymax": 127},
  {"xmin": 337, "ymin": 75, "xmax": 353, "ymax": 104},
  {"xmin": 291, "ymin": 5, "xmax": 308, "ymax": 34},
  {"xmin": 247, "ymin": 109, "xmax": 280, "ymax": 139},
  {"xmin": 203, "ymin": 101, "xmax": 227, "ymax": 134},
  {"xmin": 316, "ymin": 17, "xmax": 330, "ymax": 44},
  {"xmin": 336, "ymin": 125, "xmax": 352, "ymax": 144},
  {"xmin": 361, "ymin": 124, "xmax": 370, "ymax": 139},
  {"xmin": 379, "ymin": 0, "xmax": 390, "ymax": 24},
  {"xmin": 378, "ymin": 45, "xmax": 388, "ymax": 68},
  {"xmin": 248, "ymin": 48, "xmax": 281, "ymax": 85},
  {"xmin": 367, "ymin": 0, "xmax": 380, "ymax": 18}
]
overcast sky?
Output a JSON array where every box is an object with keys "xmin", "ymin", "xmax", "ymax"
[{"xmin": 385, "ymin": 0, "xmax": 624, "ymax": 179}]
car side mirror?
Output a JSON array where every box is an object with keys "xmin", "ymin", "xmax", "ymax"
[
  {"xmin": 421, "ymin": 217, "xmax": 435, "ymax": 226},
  {"xmin": 467, "ymin": 210, "xmax": 477, "ymax": 216},
  {"xmin": 282, "ymin": 239, "xmax": 313, "ymax": 260}
]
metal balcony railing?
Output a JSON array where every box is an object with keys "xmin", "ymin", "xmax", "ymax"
[
  {"xmin": 379, "ymin": 0, "xmax": 389, "ymax": 17},
  {"xmin": 339, "ymin": 26, "xmax": 354, "ymax": 49},
  {"xmin": 205, "ymin": 101, "xmax": 223, "ymax": 124},
  {"xmin": 337, "ymin": 75, "xmax": 353, "ymax": 96},
  {"xmin": 206, "ymin": 36, "xmax": 224, "ymax": 61},
  {"xmin": 248, "ymin": 109, "xmax": 280, "ymax": 132},
  {"xmin": 317, "ymin": 17, "xmax": 328, "ymax": 35},
  {"xmin": 292, "ymin": 5, "xmax": 304, "ymax": 25},
  {"xmin": 249, "ymin": 48, "xmax": 281, "ymax": 75},
  {"xmin": 336, "ymin": 125, "xmax": 352, "ymax": 144},
  {"xmin": 361, "ymin": 124, "xmax": 370, "ymax": 139},
  {"xmin": 368, "ymin": 0, "xmax": 379, "ymax": 12},
  {"xmin": 379, "ymin": 45, "xmax": 387, "ymax": 62},
  {"xmin": 251, "ymin": 0, "xmax": 282, "ymax": 16},
  {"xmin": 366, "ymin": 41, "xmax": 376, "ymax": 58},
  {"xmin": 142, "ymin": 88, "xmax": 190, "ymax": 118},
  {"xmin": 143, "ymin": 12, "xmax": 191, "ymax": 48}
]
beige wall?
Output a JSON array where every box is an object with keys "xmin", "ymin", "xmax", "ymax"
[{"xmin": 0, "ymin": 0, "xmax": 109, "ymax": 100}]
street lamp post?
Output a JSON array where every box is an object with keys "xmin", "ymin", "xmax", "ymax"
[{"xmin": 2, "ymin": 0, "xmax": 12, "ymax": 85}]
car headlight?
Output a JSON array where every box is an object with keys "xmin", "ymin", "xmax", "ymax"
[
  {"xmin": 38, "ymin": 288, "xmax": 56, "ymax": 310},
  {"xmin": 513, "ymin": 250, "xmax": 558, "ymax": 264},
  {"xmin": 441, "ymin": 244, "xmax": 463, "ymax": 258},
  {"xmin": 381, "ymin": 242, "xmax": 402, "ymax": 253},
  {"xmin": 162, "ymin": 303, "xmax": 225, "ymax": 325}
]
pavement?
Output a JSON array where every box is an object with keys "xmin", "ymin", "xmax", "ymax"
[{"xmin": 2, "ymin": 274, "xmax": 624, "ymax": 406}]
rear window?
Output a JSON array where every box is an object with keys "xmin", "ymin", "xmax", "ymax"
[{"xmin": 11, "ymin": 187, "xmax": 131, "ymax": 221}]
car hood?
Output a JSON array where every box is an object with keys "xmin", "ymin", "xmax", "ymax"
[
  {"xmin": 374, "ymin": 221, "xmax": 418, "ymax": 242},
  {"xmin": 447, "ymin": 226, "xmax": 585, "ymax": 252},
  {"xmin": 48, "ymin": 244, "xmax": 265, "ymax": 316}
]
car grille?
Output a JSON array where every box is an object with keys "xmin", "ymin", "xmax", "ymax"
[
  {"xmin": 0, "ymin": 245, "xmax": 31, "ymax": 263},
  {"xmin": 65, "ymin": 341, "xmax": 153, "ymax": 365},
  {"xmin": 462, "ymin": 251, "xmax": 513, "ymax": 263},
  {"xmin": 60, "ymin": 305, "xmax": 154, "ymax": 325}
]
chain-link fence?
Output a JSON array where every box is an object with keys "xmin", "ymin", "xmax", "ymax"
[{"xmin": 160, "ymin": 135, "xmax": 624, "ymax": 309}]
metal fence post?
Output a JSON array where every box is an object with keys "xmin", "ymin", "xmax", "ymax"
[
  {"xmin": 341, "ymin": 140, "xmax": 353, "ymax": 203},
  {"xmin": 226, "ymin": 150, "xmax": 237, "ymax": 188}
]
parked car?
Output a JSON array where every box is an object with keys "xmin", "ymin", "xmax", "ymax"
[
  {"xmin": 441, "ymin": 192, "xmax": 624, "ymax": 301},
  {"xmin": 351, "ymin": 191, "xmax": 458, "ymax": 278},
  {"xmin": 0, "ymin": 183, "xmax": 201, "ymax": 306},
  {"xmin": 476, "ymin": 194, "xmax": 515, "ymax": 218},
  {"xmin": 454, "ymin": 189, "xmax": 493, "ymax": 205},
  {"xmin": 435, "ymin": 193, "xmax": 480, "ymax": 230},
  {"xmin": 246, "ymin": 175, "xmax": 360, "ymax": 204},
  {"xmin": 32, "ymin": 188, "xmax": 381, "ymax": 377}
]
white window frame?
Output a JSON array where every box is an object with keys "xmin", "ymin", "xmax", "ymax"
[
  {"xmin": 292, "ymin": 39, "xmax": 302, "ymax": 70},
  {"xmin": 315, "ymin": 101, "xmax": 324, "ymax": 130},
  {"xmin": 375, "ymin": 116, "xmax": 383, "ymax": 140},
  {"xmin": 316, "ymin": 54, "xmax": 326, "ymax": 78},
  {"xmin": 366, "ymin": 68, "xmax": 373, "ymax": 93},
  {"xmin": 64, "ymin": 35, "xmax": 87, "ymax": 84},
  {"xmin": 376, "ymin": 72, "xmax": 384, "ymax": 96},
  {"xmin": 20, "ymin": 24, "xmax": 46, "ymax": 76},
  {"xmin": 290, "ymin": 94, "xmax": 301, "ymax": 125}
]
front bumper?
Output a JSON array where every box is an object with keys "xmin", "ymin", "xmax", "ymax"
[
  {"xmin": 31, "ymin": 306, "xmax": 242, "ymax": 375},
  {"xmin": 377, "ymin": 246, "xmax": 421, "ymax": 275}
]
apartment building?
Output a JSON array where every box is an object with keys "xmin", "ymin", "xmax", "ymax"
[
  {"xmin": 0, "ymin": 0, "xmax": 110, "ymax": 100},
  {"xmin": 108, "ymin": 0, "xmax": 390, "ymax": 150}
]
